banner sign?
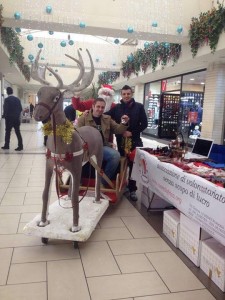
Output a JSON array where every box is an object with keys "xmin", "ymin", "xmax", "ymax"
[{"xmin": 132, "ymin": 149, "xmax": 225, "ymax": 246}]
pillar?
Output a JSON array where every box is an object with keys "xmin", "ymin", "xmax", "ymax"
[{"xmin": 201, "ymin": 63, "xmax": 225, "ymax": 144}]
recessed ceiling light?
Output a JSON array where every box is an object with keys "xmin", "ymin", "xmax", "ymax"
[
  {"xmin": 190, "ymin": 78, "xmax": 195, "ymax": 80},
  {"xmin": 201, "ymin": 82, "xmax": 205, "ymax": 85}
]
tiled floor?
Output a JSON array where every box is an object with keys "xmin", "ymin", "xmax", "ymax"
[{"xmin": 0, "ymin": 119, "xmax": 221, "ymax": 299}]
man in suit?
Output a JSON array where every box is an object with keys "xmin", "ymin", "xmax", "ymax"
[{"xmin": 1, "ymin": 87, "xmax": 23, "ymax": 151}]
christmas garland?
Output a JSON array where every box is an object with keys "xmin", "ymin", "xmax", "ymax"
[
  {"xmin": 189, "ymin": 3, "xmax": 225, "ymax": 57},
  {"xmin": 1, "ymin": 27, "xmax": 31, "ymax": 81},
  {"xmin": 121, "ymin": 43, "xmax": 181, "ymax": 79},
  {"xmin": 42, "ymin": 119, "xmax": 74, "ymax": 144},
  {"xmin": 98, "ymin": 71, "xmax": 120, "ymax": 85}
]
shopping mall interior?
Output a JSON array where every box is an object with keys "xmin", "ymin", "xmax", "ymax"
[{"xmin": 1, "ymin": 1, "xmax": 225, "ymax": 299}]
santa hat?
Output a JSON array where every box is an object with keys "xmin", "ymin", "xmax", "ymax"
[
  {"xmin": 102, "ymin": 84, "xmax": 113, "ymax": 90},
  {"xmin": 98, "ymin": 84, "xmax": 115, "ymax": 96}
]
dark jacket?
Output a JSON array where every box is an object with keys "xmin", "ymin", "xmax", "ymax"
[
  {"xmin": 106, "ymin": 98, "xmax": 148, "ymax": 152},
  {"xmin": 64, "ymin": 104, "xmax": 76, "ymax": 122},
  {"xmin": 3, "ymin": 95, "xmax": 22, "ymax": 119}
]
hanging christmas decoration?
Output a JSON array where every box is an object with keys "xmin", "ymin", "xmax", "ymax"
[
  {"xmin": 15, "ymin": 28, "xmax": 21, "ymax": 33},
  {"xmin": 60, "ymin": 41, "xmax": 67, "ymax": 47},
  {"xmin": 114, "ymin": 38, "xmax": 120, "ymax": 44},
  {"xmin": 46, "ymin": 5, "xmax": 52, "ymax": 14},
  {"xmin": 49, "ymin": 31, "xmax": 54, "ymax": 35},
  {"xmin": 14, "ymin": 12, "xmax": 21, "ymax": 20},
  {"xmin": 95, "ymin": 58, "xmax": 100, "ymax": 62},
  {"xmin": 177, "ymin": 25, "xmax": 183, "ymax": 34},
  {"xmin": 154, "ymin": 41, "xmax": 159, "ymax": 47},
  {"xmin": 79, "ymin": 21, "xmax": 86, "ymax": 28},
  {"xmin": 144, "ymin": 42, "xmax": 150, "ymax": 48},
  {"xmin": 127, "ymin": 54, "xmax": 134, "ymax": 62},
  {"xmin": 1, "ymin": 27, "xmax": 30, "ymax": 81},
  {"xmin": 121, "ymin": 43, "xmax": 181, "ymax": 78},
  {"xmin": 164, "ymin": 42, "xmax": 170, "ymax": 48},
  {"xmin": 68, "ymin": 40, "xmax": 74, "ymax": 46},
  {"xmin": 152, "ymin": 21, "xmax": 158, "ymax": 27},
  {"xmin": 27, "ymin": 34, "xmax": 33, "ymax": 41},
  {"xmin": 127, "ymin": 26, "xmax": 134, "ymax": 33},
  {"xmin": 38, "ymin": 42, "xmax": 44, "ymax": 48},
  {"xmin": 28, "ymin": 54, "xmax": 34, "ymax": 61},
  {"xmin": 98, "ymin": 71, "xmax": 120, "ymax": 85}
]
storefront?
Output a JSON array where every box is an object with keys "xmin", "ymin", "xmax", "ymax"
[{"xmin": 143, "ymin": 69, "xmax": 206, "ymax": 142}]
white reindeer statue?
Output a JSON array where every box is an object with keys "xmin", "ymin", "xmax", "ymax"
[{"xmin": 32, "ymin": 49, "xmax": 103, "ymax": 232}]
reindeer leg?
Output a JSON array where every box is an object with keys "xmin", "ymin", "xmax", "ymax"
[
  {"xmin": 38, "ymin": 161, "xmax": 53, "ymax": 227},
  {"xmin": 70, "ymin": 168, "xmax": 82, "ymax": 232}
]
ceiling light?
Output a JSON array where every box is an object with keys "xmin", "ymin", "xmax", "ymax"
[
  {"xmin": 201, "ymin": 82, "xmax": 205, "ymax": 85},
  {"xmin": 190, "ymin": 78, "xmax": 194, "ymax": 80}
]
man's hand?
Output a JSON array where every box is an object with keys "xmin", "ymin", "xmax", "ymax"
[
  {"xmin": 123, "ymin": 131, "xmax": 132, "ymax": 137},
  {"xmin": 121, "ymin": 114, "xmax": 129, "ymax": 124},
  {"xmin": 83, "ymin": 110, "xmax": 89, "ymax": 116}
]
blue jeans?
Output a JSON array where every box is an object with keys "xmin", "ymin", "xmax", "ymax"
[{"xmin": 102, "ymin": 146, "xmax": 120, "ymax": 186}]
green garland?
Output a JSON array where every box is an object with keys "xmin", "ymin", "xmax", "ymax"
[
  {"xmin": 0, "ymin": 5, "xmax": 30, "ymax": 81},
  {"xmin": 98, "ymin": 71, "xmax": 120, "ymax": 85},
  {"xmin": 189, "ymin": 2, "xmax": 225, "ymax": 57},
  {"xmin": 42, "ymin": 119, "xmax": 75, "ymax": 144},
  {"xmin": 1, "ymin": 27, "xmax": 31, "ymax": 81},
  {"xmin": 121, "ymin": 43, "xmax": 181, "ymax": 79}
]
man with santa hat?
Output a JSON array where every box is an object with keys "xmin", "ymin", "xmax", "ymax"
[{"xmin": 72, "ymin": 84, "xmax": 116, "ymax": 112}]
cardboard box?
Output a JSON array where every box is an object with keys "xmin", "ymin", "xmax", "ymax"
[
  {"xmin": 200, "ymin": 238, "xmax": 225, "ymax": 291},
  {"xmin": 179, "ymin": 213, "xmax": 211, "ymax": 266},
  {"xmin": 163, "ymin": 209, "xmax": 180, "ymax": 247}
]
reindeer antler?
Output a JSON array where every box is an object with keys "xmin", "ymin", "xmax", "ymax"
[
  {"xmin": 46, "ymin": 49, "xmax": 94, "ymax": 92},
  {"xmin": 31, "ymin": 50, "xmax": 50, "ymax": 86},
  {"xmin": 31, "ymin": 49, "xmax": 94, "ymax": 92}
]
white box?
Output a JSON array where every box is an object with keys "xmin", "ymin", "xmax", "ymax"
[
  {"xmin": 200, "ymin": 238, "xmax": 225, "ymax": 291},
  {"xmin": 179, "ymin": 213, "xmax": 211, "ymax": 266},
  {"xmin": 140, "ymin": 185, "xmax": 171, "ymax": 209},
  {"xmin": 163, "ymin": 209, "xmax": 180, "ymax": 247}
]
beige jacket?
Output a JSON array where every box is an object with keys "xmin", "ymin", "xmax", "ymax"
[{"xmin": 77, "ymin": 110, "xmax": 128, "ymax": 146}]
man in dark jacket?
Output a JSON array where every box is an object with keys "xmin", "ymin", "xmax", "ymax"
[
  {"xmin": 1, "ymin": 87, "xmax": 23, "ymax": 151},
  {"xmin": 106, "ymin": 85, "xmax": 148, "ymax": 201}
]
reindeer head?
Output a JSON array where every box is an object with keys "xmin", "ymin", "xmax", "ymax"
[{"xmin": 32, "ymin": 49, "xmax": 94, "ymax": 122}]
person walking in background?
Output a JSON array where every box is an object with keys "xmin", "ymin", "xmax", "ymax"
[
  {"xmin": 29, "ymin": 102, "xmax": 34, "ymax": 118},
  {"xmin": 106, "ymin": 85, "xmax": 148, "ymax": 201},
  {"xmin": 1, "ymin": 87, "xmax": 23, "ymax": 151}
]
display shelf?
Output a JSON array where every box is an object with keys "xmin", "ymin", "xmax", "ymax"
[
  {"xmin": 144, "ymin": 94, "xmax": 160, "ymax": 136},
  {"xmin": 179, "ymin": 91, "xmax": 204, "ymax": 140},
  {"xmin": 158, "ymin": 93, "xmax": 180, "ymax": 139}
]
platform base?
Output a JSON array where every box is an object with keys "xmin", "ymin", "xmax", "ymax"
[{"xmin": 23, "ymin": 197, "xmax": 109, "ymax": 242}]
